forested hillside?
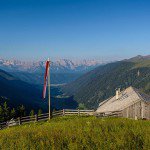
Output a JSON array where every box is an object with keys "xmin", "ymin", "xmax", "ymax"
[
  {"xmin": 0, "ymin": 69, "xmax": 78, "ymax": 118},
  {"xmin": 11, "ymin": 72, "xmax": 82, "ymax": 85},
  {"xmin": 63, "ymin": 56, "xmax": 150, "ymax": 109},
  {"xmin": 0, "ymin": 96, "xmax": 27, "ymax": 123},
  {"xmin": 0, "ymin": 69, "xmax": 47, "ymax": 113}
]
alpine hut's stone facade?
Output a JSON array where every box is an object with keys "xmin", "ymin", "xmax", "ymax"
[{"xmin": 96, "ymin": 86, "xmax": 150, "ymax": 120}]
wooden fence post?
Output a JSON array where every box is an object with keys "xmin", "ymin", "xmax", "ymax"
[
  {"xmin": 126, "ymin": 108, "xmax": 129, "ymax": 118},
  {"xmin": 18, "ymin": 117, "xmax": 21, "ymax": 125},
  {"xmin": 63, "ymin": 109, "xmax": 65, "ymax": 116},
  {"xmin": 78, "ymin": 109, "xmax": 80, "ymax": 116},
  {"xmin": 35, "ymin": 114, "xmax": 38, "ymax": 122},
  {"xmin": 51, "ymin": 111, "xmax": 53, "ymax": 118}
]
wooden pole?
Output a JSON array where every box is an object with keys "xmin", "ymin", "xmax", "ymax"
[
  {"xmin": 18, "ymin": 117, "xmax": 21, "ymax": 125},
  {"xmin": 63, "ymin": 109, "xmax": 65, "ymax": 116},
  {"xmin": 35, "ymin": 114, "xmax": 38, "ymax": 122},
  {"xmin": 48, "ymin": 59, "xmax": 51, "ymax": 120},
  {"xmin": 78, "ymin": 109, "xmax": 80, "ymax": 116}
]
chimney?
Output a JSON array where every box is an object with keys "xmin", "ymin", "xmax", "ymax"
[{"xmin": 116, "ymin": 88, "xmax": 120, "ymax": 100}]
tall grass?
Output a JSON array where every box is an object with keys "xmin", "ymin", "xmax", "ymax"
[{"xmin": 0, "ymin": 116, "xmax": 150, "ymax": 150}]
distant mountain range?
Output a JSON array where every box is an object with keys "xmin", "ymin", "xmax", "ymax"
[
  {"xmin": 0, "ymin": 58, "xmax": 109, "ymax": 84},
  {"xmin": 1, "ymin": 55, "xmax": 149, "ymax": 112},
  {"xmin": 0, "ymin": 58, "xmax": 108, "ymax": 73},
  {"xmin": 63, "ymin": 55, "xmax": 150, "ymax": 109},
  {"xmin": 0, "ymin": 58, "xmax": 107, "ymax": 112}
]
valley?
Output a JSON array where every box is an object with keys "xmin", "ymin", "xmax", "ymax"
[
  {"xmin": 0, "ymin": 58, "xmax": 106, "ymax": 84},
  {"xmin": 0, "ymin": 55, "xmax": 149, "ymax": 116},
  {"xmin": 63, "ymin": 55, "xmax": 150, "ymax": 109}
]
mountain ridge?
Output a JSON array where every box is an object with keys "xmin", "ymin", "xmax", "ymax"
[
  {"xmin": 0, "ymin": 58, "xmax": 111, "ymax": 84},
  {"xmin": 0, "ymin": 58, "xmax": 109, "ymax": 73},
  {"xmin": 62, "ymin": 55, "xmax": 150, "ymax": 109}
]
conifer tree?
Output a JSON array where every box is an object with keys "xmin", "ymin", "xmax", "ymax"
[
  {"xmin": 10, "ymin": 108, "xmax": 16, "ymax": 118},
  {"xmin": 0, "ymin": 105, "xmax": 4, "ymax": 122},
  {"xmin": 3, "ymin": 102, "xmax": 9, "ymax": 121},
  {"xmin": 18, "ymin": 105, "xmax": 25, "ymax": 117},
  {"xmin": 38, "ymin": 109, "xmax": 42, "ymax": 115},
  {"xmin": 30, "ymin": 109, "xmax": 35, "ymax": 117}
]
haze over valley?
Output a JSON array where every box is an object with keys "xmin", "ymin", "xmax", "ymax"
[
  {"xmin": 0, "ymin": 58, "xmax": 110, "ymax": 84},
  {"xmin": 0, "ymin": 55, "xmax": 149, "ymax": 112}
]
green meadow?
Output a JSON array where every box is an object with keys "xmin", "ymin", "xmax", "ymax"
[{"xmin": 0, "ymin": 116, "xmax": 150, "ymax": 150}]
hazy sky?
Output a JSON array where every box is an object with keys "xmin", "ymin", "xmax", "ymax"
[{"xmin": 0, "ymin": 0, "xmax": 150, "ymax": 60}]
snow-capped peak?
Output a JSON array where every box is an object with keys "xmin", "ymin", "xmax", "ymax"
[{"xmin": 0, "ymin": 58, "xmax": 109, "ymax": 73}]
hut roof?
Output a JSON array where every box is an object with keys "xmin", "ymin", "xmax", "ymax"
[{"xmin": 96, "ymin": 86, "xmax": 150, "ymax": 113}]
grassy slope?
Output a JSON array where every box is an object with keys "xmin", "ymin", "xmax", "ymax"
[
  {"xmin": 63, "ymin": 58, "xmax": 150, "ymax": 109},
  {"xmin": 134, "ymin": 59, "xmax": 150, "ymax": 68},
  {"xmin": 0, "ymin": 116, "xmax": 150, "ymax": 150}
]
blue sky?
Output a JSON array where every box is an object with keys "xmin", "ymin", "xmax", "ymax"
[{"xmin": 0, "ymin": 0, "xmax": 150, "ymax": 60}]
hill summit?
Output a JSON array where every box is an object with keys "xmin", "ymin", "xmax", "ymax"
[{"xmin": 63, "ymin": 55, "xmax": 150, "ymax": 109}]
